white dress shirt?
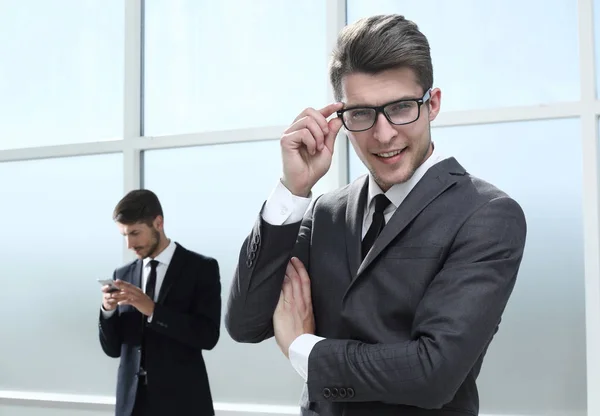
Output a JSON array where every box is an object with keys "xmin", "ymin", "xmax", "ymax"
[
  {"xmin": 101, "ymin": 239, "xmax": 177, "ymax": 322},
  {"xmin": 261, "ymin": 145, "xmax": 446, "ymax": 381}
]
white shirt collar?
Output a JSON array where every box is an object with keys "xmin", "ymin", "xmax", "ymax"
[
  {"xmin": 143, "ymin": 239, "xmax": 176, "ymax": 268},
  {"xmin": 367, "ymin": 143, "xmax": 445, "ymax": 211}
]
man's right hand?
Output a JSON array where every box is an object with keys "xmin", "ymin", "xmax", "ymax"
[
  {"xmin": 102, "ymin": 286, "xmax": 118, "ymax": 311},
  {"xmin": 280, "ymin": 102, "xmax": 344, "ymax": 197}
]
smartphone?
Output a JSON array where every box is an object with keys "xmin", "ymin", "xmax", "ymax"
[{"xmin": 97, "ymin": 278, "xmax": 119, "ymax": 293}]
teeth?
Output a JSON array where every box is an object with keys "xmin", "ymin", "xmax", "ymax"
[{"xmin": 377, "ymin": 149, "xmax": 403, "ymax": 158}]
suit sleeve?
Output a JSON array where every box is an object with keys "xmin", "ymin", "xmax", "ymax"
[
  {"xmin": 98, "ymin": 270, "xmax": 122, "ymax": 358},
  {"xmin": 224, "ymin": 197, "xmax": 317, "ymax": 344},
  {"xmin": 147, "ymin": 257, "xmax": 222, "ymax": 350},
  {"xmin": 306, "ymin": 196, "xmax": 527, "ymax": 409}
]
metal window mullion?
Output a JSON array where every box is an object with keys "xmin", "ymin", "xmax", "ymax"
[
  {"xmin": 0, "ymin": 102, "xmax": 596, "ymax": 163},
  {"xmin": 321, "ymin": 0, "xmax": 348, "ymax": 194},
  {"xmin": 577, "ymin": 0, "xmax": 600, "ymax": 415},
  {"xmin": 122, "ymin": 0, "xmax": 144, "ymax": 262}
]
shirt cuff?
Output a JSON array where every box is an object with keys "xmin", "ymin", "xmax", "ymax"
[
  {"xmin": 147, "ymin": 314, "xmax": 153, "ymax": 323},
  {"xmin": 289, "ymin": 333, "xmax": 325, "ymax": 382},
  {"xmin": 100, "ymin": 306, "xmax": 117, "ymax": 318},
  {"xmin": 261, "ymin": 180, "xmax": 312, "ymax": 225}
]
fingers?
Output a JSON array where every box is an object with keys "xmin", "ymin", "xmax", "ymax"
[
  {"xmin": 102, "ymin": 290, "xmax": 129, "ymax": 307},
  {"xmin": 285, "ymin": 116, "xmax": 325, "ymax": 152},
  {"xmin": 282, "ymin": 274, "xmax": 293, "ymax": 308},
  {"xmin": 291, "ymin": 257, "xmax": 312, "ymax": 309},
  {"xmin": 103, "ymin": 291, "xmax": 118, "ymax": 302},
  {"xmin": 286, "ymin": 103, "xmax": 344, "ymax": 155},
  {"xmin": 288, "ymin": 261, "xmax": 305, "ymax": 311},
  {"xmin": 103, "ymin": 296, "xmax": 118, "ymax": 308},
  {"xmin": 281, "ymin": 129, "xmax": 318, "ymax": 156},
  {"xmin": 117, "ymin": 296, "xmax": 135, "ymax": 306},
  {"xmin": 114, "ymin": 281, "xmax": 143, "ymax": 298},
  {"xmin": 114, "ymin": 280, "xmax": 133, "ymax": 290},
  {"xmin": 285, "ymin": 257, "xmax": 313, "ymax": 314},
  {"xmin": 103, "ymin": 287, "xmax": 138, "ymax": 306},
  {"xmin": 324, "ymin": 116, "xmax": 344, "ymax": 153},
  {"xmin": 111, "ymin": 292, "xmax": 130, "ymax": 302},
  {"xmin": 292, "ymin": 108, "xmax": 329, "ymax": 134},
  {"xmin": 317, "ymin": 102, "xmax": 344, "ymax": 119},
  {"xmin": 275, "ymin": 289, "xmax": 285, "ymax": 312},
  {"xmin": 291, "ymin": 103, "xmax": 342, "ymax": 125},
  {"xmin": 101, "ymin": 283, "xmax": 120, "ymax": 293}
]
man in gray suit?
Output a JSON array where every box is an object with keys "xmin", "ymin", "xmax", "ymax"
[{"xmin": 226, "ymin": 14, "xmax": 526, "ymax": 416}]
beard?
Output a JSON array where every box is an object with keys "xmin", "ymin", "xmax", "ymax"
[
  {"xmin": 136, "ymin": 228, "xmax": 161, "ymax": 258},
  {"xmin": 147, "ymin": 228, "xmax": 161, "ymax": 257}
]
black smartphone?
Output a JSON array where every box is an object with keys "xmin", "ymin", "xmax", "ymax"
[{"xmin": 97, "ymin": 278, "xmax": 119, "ymax": 293}]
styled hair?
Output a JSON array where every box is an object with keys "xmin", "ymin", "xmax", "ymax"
[
  {"xmin": 329, "ymin": 14, "xmax": 433, "ymax": 102},
  {"xmin": 113, "ymin": 189, "xmax": 163, "ymax": 226}
]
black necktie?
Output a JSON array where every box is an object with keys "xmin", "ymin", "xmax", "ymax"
[
  {"xmin": 362, "ymin": 194, "xmax": 391, "ymax": 259},
  {"xmin": 145, "ymin": 260, "xmax": 159, "ymax": 301},
  {"xmin": 140, "ymin": 260, "xmax": 159, "ymax": 376}
]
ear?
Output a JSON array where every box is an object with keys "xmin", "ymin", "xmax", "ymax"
[
  {"xmin": 428, "ymin": 88, "xmax": 442, "ymax": 122},
  {"xmin": 153, "ymin": 215, "xmax": 164, "ymax": 231}
]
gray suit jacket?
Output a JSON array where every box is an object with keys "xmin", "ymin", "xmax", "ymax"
[{"xmin": 226, "ymin": 157, "xmax": 527, "ymax": 416}]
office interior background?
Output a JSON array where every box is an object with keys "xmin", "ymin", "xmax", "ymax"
[{"xmin": 0, "ymin": 0, "xmax": 599, "ymax": 415}]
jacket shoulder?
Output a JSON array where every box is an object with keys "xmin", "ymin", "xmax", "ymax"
[
  {"xmin": 312, "ymin": 177, "xmax": 362, "ymax": 208},
  {"xmin": 114, "ymin": 259, "xmax": 138, "ymax": 278},
  {"xmin": 176, "ymin": 243, "xmax": 219, "ymax": 267},
  {"xmin": 460, "ymin": 173, "xmax": 520, "ymax": 207}
]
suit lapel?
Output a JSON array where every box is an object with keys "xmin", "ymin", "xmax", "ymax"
[
  {"xmin": 355, "ymin": 157, "xmax": 465, "ymax": 278},
  {"xmin": 157, "ymin": 243, "xmax": 185, "ymax": 304},
  {"xmin": 345, "ymin": 176, "xmax": 369, "ymax": 281},
  {"xmin": 131, "ymin": 260, "xmax": 142, "ymax": 289}
]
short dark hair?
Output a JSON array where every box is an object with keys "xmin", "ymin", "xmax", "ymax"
[
  {"xmin": 329, "ymin": 14, "xmax": 433, "ymax": 102},
  {"xmin": 113, "ymin": 189, "xmax": 163, "ymax": 226}
]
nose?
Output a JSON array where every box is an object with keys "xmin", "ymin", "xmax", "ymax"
[
  {"xmin": 372, "ymin": 113, "xmax": 397, "ymax": 144},
  {"xmin": 126, "ymin": 236, "xmax": 134, "ymax": 249}
]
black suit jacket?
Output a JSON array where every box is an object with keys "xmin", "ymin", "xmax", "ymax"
[
  {"xmin": 99, "ymin": 242, "xmax": 221, "ymax": 416},
  {"xmin": 226, "ymin": 158, "xmax": 527, "ymax": 416}
]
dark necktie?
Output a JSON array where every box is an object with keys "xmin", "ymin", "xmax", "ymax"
[
  {"xmin": 145, "ymin": 260, "xmax": 159, "ymax": 301},
  {"xmin": 362, "ymin": 194, "xmax": 391, "ymax": 259},
  {"xmin": 140, "ymin": 259, "xmax": 159, "ymax": 376}
]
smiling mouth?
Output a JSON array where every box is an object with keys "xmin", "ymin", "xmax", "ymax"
[{"xmin": 374, "ymin": 148, "xmax": 406, "ymax": 158}]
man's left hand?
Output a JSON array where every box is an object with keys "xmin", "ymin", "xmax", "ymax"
[
  {"xmin": 112, "ymin": 280, "xmax": 155, "ymax": 317},
  {"xmin": 273, "ymin": 257, "xmax": 315, "ymax": 358}
]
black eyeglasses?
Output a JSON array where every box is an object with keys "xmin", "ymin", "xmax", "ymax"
[{"xmin": 337, "ymin": 89, "xmax": 431, "ymax": 132}]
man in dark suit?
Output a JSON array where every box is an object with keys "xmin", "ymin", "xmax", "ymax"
[
  {"xmin": 225, "ymin": 14, "xmax": 527, "ymax": 416},
  {"xmin": 99, "ymin": 189, "xmax": 221, "ymax": 416}
]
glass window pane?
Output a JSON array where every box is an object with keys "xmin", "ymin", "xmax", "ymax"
[
  {"xmin": 346, "ymin": 0, "xmax": 579, "ymax": 111},
  {"xmin": 144, "ymin": 0, "xmax": 327, "ymax": 136},
  {"xmin": 350, "ymin": 118, "xmax": 585, "ymax": 415},
  {"xmin": 594, "ymin": 0, "xmax": 600, "ymax": 97},
  {"xmin": 0, "ymin": 154, "xmax": 124, "ymax": 394},
  {"xmin": 0, "ymin": 1, "xmax": 124, "ymax": 150},
  {"xmin": 143, "ymin": 140, "xmax": 303, "ymax": 404}
]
